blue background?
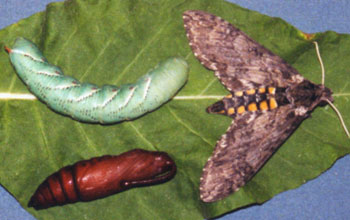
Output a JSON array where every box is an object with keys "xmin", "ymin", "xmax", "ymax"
[{"xmin": 0, "ymin": 0, "xmax": 350, "ymax": 219}]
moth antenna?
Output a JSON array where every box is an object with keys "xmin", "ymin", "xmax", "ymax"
[
  {"xmin": 313, "ymin": 41, "xmax": 325, "ymax": 85},
  {"xmin": 313, "ymin": 42, "xmax": 349, "ymax": 138},
  {"xmin": 325, "ymin": 99, "xmax": 350, "ymax": 139}
]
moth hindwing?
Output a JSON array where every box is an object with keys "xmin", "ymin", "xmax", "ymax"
[{"xmin": 183, "ymin": 10, "xmax": 333, "ymax": 202}]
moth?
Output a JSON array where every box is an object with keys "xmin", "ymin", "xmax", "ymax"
[
  {"xmin": 5, "ymin": 38, "xmax": 189, "ymax": 124},
  {"xmin": 183, "ymin": 10, "xmax": 343, "ymax": 202},
  {"xmin": 28, "ymin": 149, "xmax": 176, "ymax": 209}
]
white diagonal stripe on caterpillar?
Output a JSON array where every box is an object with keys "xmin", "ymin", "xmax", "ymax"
[{"xmin": 5, "ymin": 38, "xmax": 189, "ymax": 123}]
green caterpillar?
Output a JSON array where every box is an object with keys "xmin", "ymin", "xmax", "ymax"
[{"xmin": 5, "ymin": 38, "xmax": 189, "ymax": 124}]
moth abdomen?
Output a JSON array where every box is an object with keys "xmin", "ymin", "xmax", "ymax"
[
  {"xmin": 207, "ymin": 86, "xmax": 290, "ymax": 117},
  {"xmin": 6, "ymin": 38, "xmax": 189, "ymax": 123}
]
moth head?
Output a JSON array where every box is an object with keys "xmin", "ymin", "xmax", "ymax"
[{"xmin": 318, "ymin": 85, "xmax": 333, "ymax": 105}]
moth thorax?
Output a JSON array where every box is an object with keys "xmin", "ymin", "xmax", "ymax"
[
  {"xmin": 287, "ymin": 80, "xmax": 333, "ymax": 110},
  {"xmin": 207, "ymin": 87, "xmax": 290, "ymax": 117}
]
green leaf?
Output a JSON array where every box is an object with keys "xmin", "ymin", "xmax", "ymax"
[{"xmin": 0, "ymin": 0, "xmax": 349, "ymax": 219}]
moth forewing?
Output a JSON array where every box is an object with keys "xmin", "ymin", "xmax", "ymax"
[{"xmin": 183, "ymin": 10, "xmax": 337, "ymax": 203}]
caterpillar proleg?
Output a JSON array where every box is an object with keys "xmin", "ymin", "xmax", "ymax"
[{"xmin": 5, "ymin": 38, "xmax": 189, "ymax": 124}]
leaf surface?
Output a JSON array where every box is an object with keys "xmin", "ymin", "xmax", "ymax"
[{"xmin": 0, "ymin": 0, "xmax": 349, "ymax": 219}]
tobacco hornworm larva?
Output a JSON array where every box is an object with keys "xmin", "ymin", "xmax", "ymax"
[
  {"xmin": 28, "ymin": 149, "xmax": 176, "ymax": 209},
  {"xmin": 5, "ymin": 38, "xmax": 189, "ymax": 124}
]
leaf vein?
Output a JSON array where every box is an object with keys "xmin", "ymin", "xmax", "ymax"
[
  {"xmin": 167, "ymin": 106, "xmax": 212, "ymax": 147},
  {"xmin": 113, "ymin": 19, "xmax": 171, "ymax": 84},
  {"xmin": 128, "ymin": 123, "xmax": 157, "ymax": 150},
  {"xmin": 333, "ymin": 93, "xmax": 350, "ymax": 97},
  {"xmin": 79, "ymin": 38, "xmax": 113, "ymax": 81},
  {"xmin": 74, "ymin": 123, "xmax": 99, "ymax": 154},
  {"xmin": 53, "ymin": 26, "xmax": 78, "ymax": 64},
  {"xmin": 300, "ymin": 126, "xmax": 340, "ymax": 146},
  {"xmin": 198, "ymin": 78, "xmax": 217, "ymax": 96},
  {"xmin": 3, "ymin": 76, "xmax": 18, "ymax": 145},
  {"xmin": 32, "ymin": 104, "xmax": 57, "ymax": 169}
]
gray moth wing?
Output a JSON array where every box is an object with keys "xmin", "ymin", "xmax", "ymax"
[
  {"xmin": 183, "ymin": 10, "xmax": 333, "ymax": 202},
  {"xmin": 200, "ymin": 107, "xmax": 305, "ymax": 202},
  {"xmin": 182, "ymin": 10, "xmax": 304, "ymax": 92}
]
